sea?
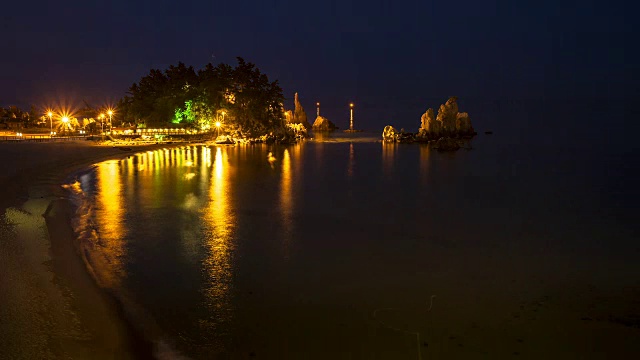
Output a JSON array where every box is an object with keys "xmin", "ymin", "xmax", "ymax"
[{"xmin": 69, "ymin": 130, "xmax": 639, "ymax": 359}]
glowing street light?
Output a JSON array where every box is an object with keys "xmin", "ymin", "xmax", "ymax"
[
  {"xmin": 349, "ymin": 103, "xmax": 354, "ymax": 131},
  {"xmin": 107, "ymin": 109, "xmax": 114, "ymax": 133},
  {"xmin": 62, "ymin": 116, "xmax": 70, "ymax": 136},
  {"xmin": 46, "ymin": 110, "xmax": 53, "ymax": 135},
  {"xmin": 215, "ymin": 121, "xmax": 221, "ymax": 128}
]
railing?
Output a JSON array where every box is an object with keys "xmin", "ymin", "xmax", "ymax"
[{"xmin": 0, "ymin": 135, "xmax": 88, "ymax": 142}]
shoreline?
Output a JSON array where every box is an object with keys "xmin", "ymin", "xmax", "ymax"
[{"xmin": 0, "ymin": 141, "xmax": 189, "ymax": 359}]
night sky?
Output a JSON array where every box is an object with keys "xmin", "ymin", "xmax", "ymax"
[{"xmin": 2, "ymin": 0, "xmax": 637, "ymax": 139}]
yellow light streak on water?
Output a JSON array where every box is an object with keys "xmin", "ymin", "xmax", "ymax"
[
  {"xmin": 203, "ymin": 147, "xmax": 235, "ymax": 319},
  {"xmin": 94, "ymin": 160, "xmax": 125, "ymax": 288}
]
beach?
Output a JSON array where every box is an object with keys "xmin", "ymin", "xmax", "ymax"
[{"xmin": 0, "ymin": 140, "xmax": 182, "ymax": 359}]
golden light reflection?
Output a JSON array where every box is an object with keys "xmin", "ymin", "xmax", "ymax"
[
  {"xmin": 420, "ymin": 144, "xmax": 431, "ymax": 182},
  {"xmin": 348, "ymin": 143, "xmax": 355, "ymax": 179},
  {"xmin": 204, "ymin": 147, "xmax": 235, "ymax": 315},
  {"xmin": 94, "ymin": 160, "xmax": 125, "ymax": 288},
  {"xmin": 280, "ymin": 149, "xmax": 293, "ymax": 256},
  {"xmin": 382, "ymin": 141, "xmax": 396, "ymax": 176}
]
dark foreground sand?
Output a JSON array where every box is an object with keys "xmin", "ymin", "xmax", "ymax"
[{"xmin": 0, "ymin": 141, "xmax": 186, "ymax": 359}]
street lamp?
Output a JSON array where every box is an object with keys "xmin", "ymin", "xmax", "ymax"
[
  {"xmin": 62, "ymin": 116, "xmax": 70, "ymax": 136},
  {"xmin": 99, "ymin": 113, "xmax": 105, "ymax": 138},
  {"xmin": 349, "ymin": 103, "xmax": 354, "ymax": 131},
  {"xmin": 107, "ymin": 109, "xmax": 113, "ymax": 133},
  {"xmin": 47, "ymin": 111, "xmax": 53, "ymax": 135}
]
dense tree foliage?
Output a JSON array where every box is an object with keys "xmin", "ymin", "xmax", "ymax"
[
  {"xmin": 0, "ymin": 105, "xmax": 42, "ymax": 128},
  {"xmin": 118, "ymin": 58, "xmax": 286, "ymax": 136}
]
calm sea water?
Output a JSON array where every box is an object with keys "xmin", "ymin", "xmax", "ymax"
[{"xmin": 73, "ymin": 133, "xmax": 639, "ymax": 359}]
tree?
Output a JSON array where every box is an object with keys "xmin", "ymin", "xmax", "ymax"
[{"xmin": 118, "ymin": 58, "xmax": 285, "ymax": 136}]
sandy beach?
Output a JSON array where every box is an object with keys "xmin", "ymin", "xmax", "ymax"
[{"xmin": 0, "ymin": 140, "xmax": 185, "ymax": 359}]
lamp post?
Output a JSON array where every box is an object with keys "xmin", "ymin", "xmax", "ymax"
[
  {"xmin": 99, "ymin": 113, "xmax": 105, "ymax": 138},
  {"xmin": 316, "ymin": 102, "xmax": 320, "ymax": 117},
  {"xmin": 47, "ymin": 111, "xmax": 53, "ymax": 136},
  {"xmin": 349, "ymin": 103, "xmax": 354, "ymax": 131},
  {"xmin": 62, "ymin": 116, "xmax": 69, "ymax": 136},
  {"xmin": 107, "ymin": 110, "xmax": 113, "ymax": 133}
]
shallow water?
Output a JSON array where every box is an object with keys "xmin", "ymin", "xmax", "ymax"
[{"xmin": 74, "ymin": 133, "xmax": 639, "ymax": 359}]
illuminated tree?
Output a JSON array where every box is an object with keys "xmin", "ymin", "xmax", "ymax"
[{"xmin": 118, "ymin": 58, "xmax": 284, "ymax": 136}]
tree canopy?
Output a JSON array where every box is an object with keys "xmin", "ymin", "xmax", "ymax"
[{"xmin": 118, "ymin": 58, "xmax": 285, "ymax": 136}]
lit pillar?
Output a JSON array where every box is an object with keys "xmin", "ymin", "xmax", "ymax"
[
  {"xmin": 349, "ymin": 103, "xmax": 354, "ymax": 131},
  {"xmin": 316, "ymin": 102, "xmax": 320, "ymax": 117}
]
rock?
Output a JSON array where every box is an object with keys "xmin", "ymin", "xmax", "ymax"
[
  {"xmin": 397, "ymin": 131, "xmax": 415, "ymax": 143},
  {"xmin": 214, "ymin": 135, "xmax": 235, "ymax": 144},
  {"xmin": 433, "ymin": 137, "xmax": 460, "ymax": 151},
  {"xmin": 284, "ymin": 110, "xmax": 293, "ymax": 123},
  {"xmin": 382, "ymin": 125, "xmax": 397, "ymax": 142},
  {"xmin": 292, "ymin": 92, "xmax": 311, "ymax": 129},
  {"xmin": 417, "ymin": 108, "xmax": 439, "ymax": 141},
  {"xmin": 418, "ymin": 97, "xmax": 476, "ymax": 140},
  {"xmin": 455, "ymin": 112, "xmax": 474, "ymax": 135},
  {"xmin": 311, "ymin": 116, "xmax": 337, "ymax": 131},
  {"xmin": 436, "ymin": 96, "xmax": 458, "ymax": 135}
]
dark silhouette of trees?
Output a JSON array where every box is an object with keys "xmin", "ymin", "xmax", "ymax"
[{"xmin": 119, "ymin": 58, "xmax": 284, "ymax": 136}]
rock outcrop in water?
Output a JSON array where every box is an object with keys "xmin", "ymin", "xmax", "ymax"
[
  {"xmin": 382, "ymin": 125, "xmax": 397, "ymax": 142},
  {"xmin": 416, "ymin": 97, "xmax": 476, "ymax": 141},
  {"xmin": 311, "ymin": 116, "xmax": 337, "ymax": 131},
  {"xmin": 291, "ymin": 92, "xmax": 311, "ymax": 129},
  {"xmin": 433, "ymin": 137, "xmax": 461, "ymax": 151}
]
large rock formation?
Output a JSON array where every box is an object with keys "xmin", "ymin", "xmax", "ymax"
[
  {"xmin": 312, "ymin": 116, "xmax": 337, "ymax": 131},
  {"xmin": 416, "ymin": 97, "xmax": 475, "ymax": 141},
  {"xmin": 417, "ymin": 108, "xmax": 439, "ymax": 141},
  {"xmin": 436, "ymin": 96, "xmax": 458, "ymax": 135},
  {"xmin": 292, "ymin": 92, "xmax": 311, "ymax": 129}
]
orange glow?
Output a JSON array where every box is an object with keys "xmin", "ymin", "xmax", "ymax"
[
  {"xmin": 215, "ymin": 121, "xmax": 221, "ymax": 128},
  {"xmin": 94, "ymin": 160, "xmax": 125, "ymax": 288},
  {"xmin": 204, "ymin": 147, "xmax": 235, "ymax": 314},
  {"xmin": 350, "ymin": 103, "xmax": 354, "ymax": 108}
]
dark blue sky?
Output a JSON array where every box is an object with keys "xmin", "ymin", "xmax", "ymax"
[{"xmin": 2, "ymin": 0, "xmax": 637, "ymax": 134}]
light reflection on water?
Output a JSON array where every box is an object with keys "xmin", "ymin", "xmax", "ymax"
[
  {"xmin": 94, "ymin": 160, "xmax": 125, "ymax": 288},
  {"xmin": 77, "ymin": 139, "xmax": 639, "ymax": 358},
  {"xmin": 203, "ymin": 147, "xmax": 235, "ymax": 323}
]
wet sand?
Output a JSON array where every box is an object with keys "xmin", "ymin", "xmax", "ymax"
[{"xmin": 0, "ymin": 141, "xmax": 183, "ymax": 359}]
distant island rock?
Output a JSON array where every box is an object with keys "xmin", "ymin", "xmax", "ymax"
[
  {"xmin": 382, "ymin": 97, "xmax": 477, "ymax": 150},
  {"xmin": 416, "ymin": 96, "xmax": 476, "ymax": 141},
  {"xmin": 312, "ymin": 116, "xmax": 337, "ymax": 131}
]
